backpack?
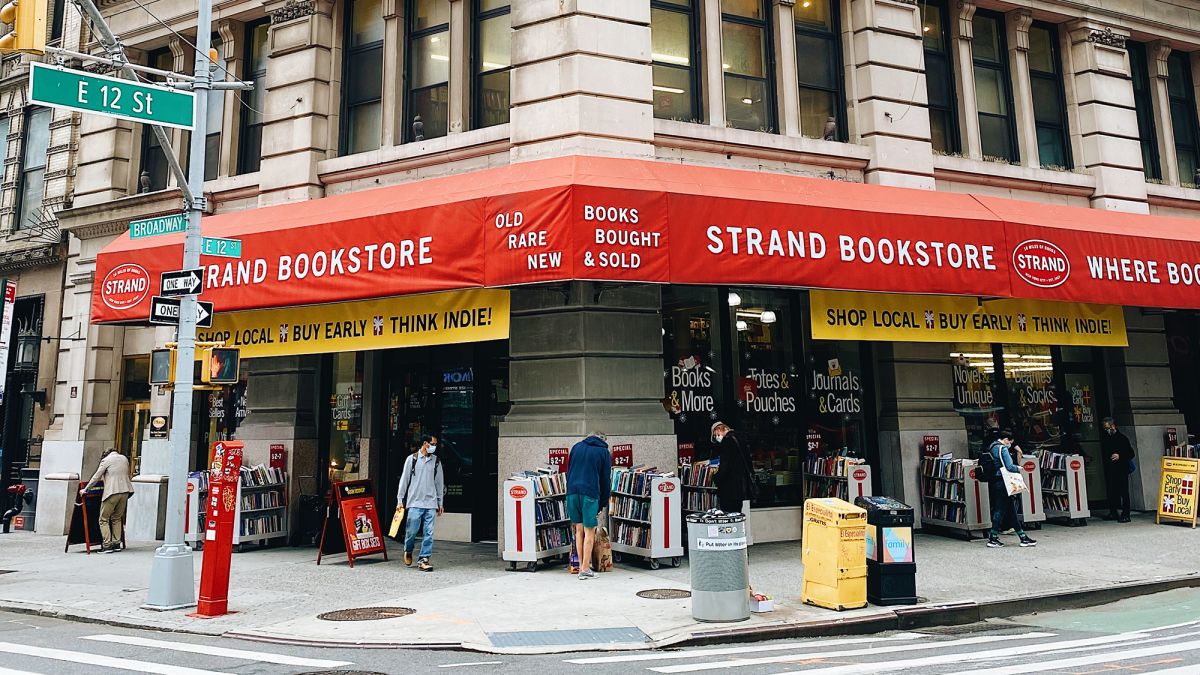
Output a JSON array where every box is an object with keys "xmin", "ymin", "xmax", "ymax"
[
  {"xmin": 400, "ymin": 451, "xmax": 440, "ymax": 506},
  {"xmin": 976, "ymin": 450, "xmax": 998, "ymax": 481}
]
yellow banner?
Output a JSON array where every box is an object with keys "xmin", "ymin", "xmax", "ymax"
[
  {"xmin": 1158, "ymin": 457, "xmax": 1199, "ymax": 527},
  {"xmin": 196, "ymin": 289, "xmax": 510, "ymax": 359},
  {"xmin": 810, "ymin": 291, "xmax": 1127, "ymax": 347}
]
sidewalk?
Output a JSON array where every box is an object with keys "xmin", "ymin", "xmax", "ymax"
[{"xmin": 1, "ymin": 514, "xmax": 1198, "ymax": 654}]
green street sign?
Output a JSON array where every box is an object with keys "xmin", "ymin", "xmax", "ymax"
[
  {"xmin": 130, "ymin": 214, "xmax": 187, "ymax": 239},
  {"xmin": 29, "ymin": 62, "xmax": 195, "ymax": 130},
  {"xmin": 201, "ymin": 237, "xmax": 242, "ymax": 258}
]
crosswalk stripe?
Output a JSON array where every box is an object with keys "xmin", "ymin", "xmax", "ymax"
[
  {"xmin": 564, "ymin": 633, "xmax": 928, "ymax": 665},
  {"xmin": 0, "ymin": 642, "xmax": 223, "ymax": 675},
  {"xmin": 647, "ymin": 633, "xmax": 1055, "ymax": 673},
  {"xmin": 945, "ymin": 638, "xmax": 1200, "ymax": 675},
  {"xmin": 770, "ymin": 630, "xmax": 1154, "ymax": 675},
  {"xmin": 1142, "ymin": 668, "xmax": 1200, "ymax": 674},
  {"xmin": 83, "ymin": 634, "xmax": 353, "ymax": 668},
  {"xmin": 0, "ymin": 667, "xmax": 38, "ymax": 675}
]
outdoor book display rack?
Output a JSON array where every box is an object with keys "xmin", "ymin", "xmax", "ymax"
[
  {"xmin": 503, "ymin": 468, "xmax": 571, "ymax": 572},
  {"xmin": 1014, "ymin": 452, "xmax": 1046, "ymax": 529},
  {"xmin": 185, "ymin": 464, "xmax": 289, "ymax": 550},
  {"xmin": 804, "ymin": 451, "xmax": 873, "ymax": 502},
  {"xmin": 608, "ymin": 466, "xmax": 683, "ymax": 570},
  {"xmin": 1038, "ymin": 450, "xmax": 1089, "ymax": 524},
  {"xmin": 919, "ymin": 456, "xmax": 991, "ymax": 539}
]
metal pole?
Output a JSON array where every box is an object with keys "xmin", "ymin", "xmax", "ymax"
[{"xmin": 145, "ymin": 0, "xmax": 211, "ymax": 610}]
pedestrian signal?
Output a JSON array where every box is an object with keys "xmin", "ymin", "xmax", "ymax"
[{"xmin": 201, "ymin": 347, "xmax": 239, "ymax": 384}]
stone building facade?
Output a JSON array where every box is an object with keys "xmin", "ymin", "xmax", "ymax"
[{"xmin": 26, "ymin": 0, "xmax": 1200, "ymax": 543}]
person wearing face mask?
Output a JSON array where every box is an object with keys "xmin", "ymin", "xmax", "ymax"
[
  {"xmin": 397, "ymin": 434, "xmax": 445, "ymax": 571},
  {"xmin": 1100, "ymin": 417, "xmax": 1134, "ymax": 523},
  {"xmin": 711, "ymin": 421, "xmax": 753, "ymax": 514}
]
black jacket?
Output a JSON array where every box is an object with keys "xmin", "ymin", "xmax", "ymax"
[
  {"xmin": 715, "ymin": 431, "xmax": 751, "ymax": 503},
  {"xmin": 1100, "ymin": 429, "xmax": 1135, "ymax": 477}
]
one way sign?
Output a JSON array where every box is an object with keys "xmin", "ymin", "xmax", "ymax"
[
  {"xmin": 149, "ymin": 296, "xmax": 214, "ymax": 328},
  {"xmin": 160, "ymin": 268, "xmax": 204, "ymax": 297}
]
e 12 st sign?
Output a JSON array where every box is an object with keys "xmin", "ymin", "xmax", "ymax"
[{"xmin": 29, "ymin": 62, "xmax": 195, "ymax": 130}]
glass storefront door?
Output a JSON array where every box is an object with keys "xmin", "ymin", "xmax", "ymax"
[{"xmin": 117, "ymin": 402, "xmax": 150, "ymax": 474}]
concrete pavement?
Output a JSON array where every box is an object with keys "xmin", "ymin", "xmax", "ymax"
[{"xmin": 1, "ymin": 513, "xmax": 1198, "ymax": 654}]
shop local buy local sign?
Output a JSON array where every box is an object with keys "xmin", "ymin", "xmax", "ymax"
[
  {"xmin": 810, "ymin": 291, "xmax": 1128, "ymax": 347},
  {"xmin": 195, "ymin": 289, "xmax": 509, "ymax": 358}
]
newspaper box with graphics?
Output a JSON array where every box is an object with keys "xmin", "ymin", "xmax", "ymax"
[
  {"xmin": 801, "ymin": 497, "xmax": 867, "ymax": 611},
  {"xmin": 1157, "ymin": 457, "xmax": 1200, "ymax": 528},
  {"xmin": 856, "ymin": 496, "xmax": 917, "ymax": 606}
]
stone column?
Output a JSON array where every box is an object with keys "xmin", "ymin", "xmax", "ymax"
[
  {"xmin": 702, "ymin": 0, "xmax": 725, "ymax": 128},
  {"xmin": 216, "ymin": 19, "xmax": 246, "ymax": 179},
  {"xmin": 166, "ymin": 38, "xmax": 190, "ymax": 185},
  {"xmin": 509, "ymin": 0, "xmax": 654, "ymax": 160},
  {"xmin": 382, "ymin": 0, "xmax": 403, "ymax": 146},
  {"xmin": 1107, "ymin": 310, "xmax": 1188, "ymax": 512},
  {"xmin": 1064, "ymin": 22, "xmax": 1149, "ymax": 213},
  {"xmin": 1005, "ymin": 9, "xmax": 1038, "ymax": 168},
  {"xmin": 774, "ymin": 0, "xmax": 801, "ymax": 138},
  {"xmin": 848, "ymin": 0, "xmax": 935, "ymax": 189},
  {"xmin": 953, "ymin": 1, "xmax": 981, "ymax": 160},
  {"xmin": 497, "ymin": 283, "xmax": 675, "ymax": 550},
  {"xmin": 875, "ymin": 342, "xmax": 968, "ymax": 526},
  {"xmin": 259, "ymin": 0, "xmax": 335, "ymax": 206},
  {"xmin": 1148, "ymin": 42, "xmax": 1179, "ymax": 186},
  {"xmin": 448, "ymin": 0, "xmax": 467, "ymax": 135}
]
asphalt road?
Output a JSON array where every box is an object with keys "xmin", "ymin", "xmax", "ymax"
[{"xmin": 2, "ymin": 587, "xmax": 1200, "ymax": 674}]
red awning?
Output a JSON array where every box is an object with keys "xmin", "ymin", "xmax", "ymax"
[{"xmin": 92, "ymin": 156, "xmax": 1200, "ymax": 323}]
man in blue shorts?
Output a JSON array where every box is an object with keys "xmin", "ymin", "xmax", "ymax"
[{"xmin": 566, "ymin": 431, "xmax": 610, "ymax": 580}]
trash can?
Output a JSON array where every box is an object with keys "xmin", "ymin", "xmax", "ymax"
[
  {"xmin": 801, "ymin": 498, "xmax": 867, "ymax": 611},
  {"xmin": 855, "ymin": 496, "xmax": 917, "ymax": 606},
  {"xmin": 686, "ymin": 511, "xmax": 749, "ymax": 622}
]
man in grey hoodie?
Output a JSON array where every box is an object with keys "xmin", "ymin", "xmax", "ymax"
[{"xmin": 397, "ymin": 434, "xmax": 445, "ymax": 571}]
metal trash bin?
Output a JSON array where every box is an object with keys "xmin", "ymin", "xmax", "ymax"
[
  {"xmin": 855, "ymin": 496, "xmax": 917, "ymax": 606},
  {"xmin": 686, "ymin": 511, "xmax": 750, "ymax": 622}
]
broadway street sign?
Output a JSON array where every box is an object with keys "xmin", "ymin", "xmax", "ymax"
[
  {"xmin": 149, "ymin": 296, "xmax": 213, "ymax": 328},
  {"xmin": 29, "ymin": 62, "xmax": 195, "ymax": 130},
  {"xmin": 131, "ymin": 214, "xmax": 187, "ymax": 239}
]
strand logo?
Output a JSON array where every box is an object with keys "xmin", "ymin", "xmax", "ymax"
[
  {"xmin": 101, "ymin": 263, "xmax": 150, "ymax": 310},
  {"xmin": 1013, "ymin": 240, "xmax": 1071, "ymax": 288}
]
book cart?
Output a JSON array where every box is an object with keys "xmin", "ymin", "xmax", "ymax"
[
  {"xmin": 804, "ymin": 451, "xmax": 872, "ymax": 501},
  {"xmin": 503, "ymin": 468, "xmax": 572, "ymax": 572},
  {"xmin": 919, "ymin": 456, "xmax": 991, "ymax": 539},
  {"xmin": 1038, "ymin": 450, "xmax": 1089, "ymax": 525},
  {"xmin": 185, "ymin": 464, "xmax": 289, "ymax": 551},
  {"xmin": 680, "ymin": 459, "xmax": 718, "ymax": 516},
  {"xmin": 1014, "ymin": 453, "xmax": 1046, "ymax": 529},
  {"xmin": 608, "ymin": 466, "xmax": 683, "ymax": 570}
]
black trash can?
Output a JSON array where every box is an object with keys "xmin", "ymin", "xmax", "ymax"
[{"xmin": 854, "ymin": 496, "xmax": 917, "ymax": 606}]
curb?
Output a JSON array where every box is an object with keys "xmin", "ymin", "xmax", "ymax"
[{"xmin": 6, "ymin": 572, "xmax": 1200, "ymax": 654}]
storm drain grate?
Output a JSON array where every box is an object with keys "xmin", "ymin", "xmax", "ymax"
[
  {"xmin": 316, "ymin": 607, "xmax": 415, "ymax": 622},
  {"xmin": 637, "ymin": 588, "xmax": 691, "ymax": 600},
  {"xmin": 488, "ymin": 626, "xmax": 648, "ymax": 648}
]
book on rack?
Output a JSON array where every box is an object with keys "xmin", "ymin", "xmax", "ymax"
[
  {"xmin": 921, "ymin": 500, "xmax": 965, "ymax": 524},
  {"xmin": 536, "ymin": 524, "xmax": 572, "ymax": 551},
  {"xmin": 240, "ymin": 490, "xmax": 283, "ymax": 511},
  {"xmin": 240, "ymin": 464, "xmax": 286, "ymax": 487},
  {"xmin": 189, "ymin": 471, "xmax": 210, "ymax": 492},
  {"xmin": 1166, "ymin": 445, "xmax": 1200, "ymax": 459},
  {"xmin": 920, "ymin": 455, "xmax": 964, "ymax": 481},
  {"xmin": 240, "ymin": 512, "xmax": 284, "ymax": 536},
  {"xmin": 535, "ymin": 498, "xmax": 567, "ymax": 524},
  {"xmin": 611, "ymin": 465, "xmax": 668, "ymax": 497},
  {"xmin": 611, "ymin": 520, "xmax": 651, "ymax": 548},
  {"xmin": 510, "ymin": 470, "xmax": 567, "ymax": 498},
  {"xmin": 1038, "ymin": 450, "xmax": 1068, "ymax": 472},
  {"xmin": 679, "ymin": 460, "xmax": 718, "ymax": 489}
]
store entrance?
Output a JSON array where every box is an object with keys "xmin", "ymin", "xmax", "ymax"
[{"xmin": 380, "ymin": 341, "xmax": 508, "ymax": 542}]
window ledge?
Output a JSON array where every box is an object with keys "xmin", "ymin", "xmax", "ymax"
[
  {"xmin": 654, "ymin": 119, "xmax": 871, "ymax": 171},
  {"xmin": 933, "ymin": 155, "xmax": 1095, "ymax": 197},
  {"xmin": 317, "ymin": 125, "xmax": 512, "ymax": 186},
  {"xmin": 1146, "ymin": 182, "xmax": 1200, "ymax": 211},
  {"xmin": 204, "ymin": 172, "xmax": 260, "ymax": 195}
]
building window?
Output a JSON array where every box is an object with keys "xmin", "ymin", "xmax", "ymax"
[
  {"xmin": 473, "ymin": 1, "xmax": 510, "ymax": 129},
  {"xmin": 972, "ymin": 11, "xmax": 1017, "ymax": 162},
  {"xmin": 203, "ymin": 34, "xmax": 226, "ymax": 182},
  {"xmin": 923, "ymin": 0, "xmax": 958, "ymax": 154},
  {"xmin": 139, "ymin": 49, "xmax": 175, "ymax": 192},
  {"xmin": 651, "ymin": 0, "xmax": 700, "ymax": 122},
  {"xmin": 341, "ymin": 0, "xmax": 384, "ymax": 155},
  {"xmin": 17, "ymin": 108, "xmax": 50, "ymax": 231},
  {"xmin": 794, "ymin": 0, "xmax": 844, "ymax": 140},
  {"xmin": 721, "ymin": 0, "xmax": 775, "ymax": 132},
  {"xmin": 50, "ymin": 0, "xmax": 64, "ymax": 42},
  {"xmin": 407, "ymin": 0, "xmax": 450, "ymax": 142},
  {"xmin": 1128, "ymin": 42, "xmax": 1161, "ymax": 180},
  {"xmin": 1168, "ymin": 52, "xmax": 1200, "ymax": 186},
  {"xmin": 1028, "ymin": 23, "xmax": 1070, "ymax": 169},
  {"xmin": 238, "ymin": 20, "xmax": 270, "ymax": 174}
]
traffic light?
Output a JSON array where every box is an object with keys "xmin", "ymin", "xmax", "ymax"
[
  {"xmin": 201, "ymin": 347, "xmax": 240, "ymax": 385},
  {"xmin": 0, "ymin": 0, "xmax": 46, "ymax": 55}
]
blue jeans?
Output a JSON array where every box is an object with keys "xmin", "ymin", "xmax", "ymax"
[{"xmin": 404, "ymin": 507, "xmax": 437, "ymax": 558}]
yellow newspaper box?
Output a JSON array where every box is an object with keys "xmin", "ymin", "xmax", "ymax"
[{"xmin": 802, "ymin": 498, "xmax": 867, "ymax": 611}]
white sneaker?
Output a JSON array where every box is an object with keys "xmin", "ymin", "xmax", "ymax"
[{"xmin": 578, "ymin": 569, "xmax": 597, "ymax": 580}]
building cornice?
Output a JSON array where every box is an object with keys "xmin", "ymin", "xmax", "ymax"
[{"xmin": 58, "ymin": 190, "xmax": 184, "ymax": 241}]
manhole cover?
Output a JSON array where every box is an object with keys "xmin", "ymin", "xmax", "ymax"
[
  {"xmin": 316, "ymin": 607, "xmax": 415, "ymax": 621},
  {"xmin": 637, "ymin": 589, "xmax": 691, "ymax": 600}
]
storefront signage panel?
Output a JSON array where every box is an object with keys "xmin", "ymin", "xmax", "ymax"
[
  {"xmin": 810, "ymin": 292, "xmax": 1127, "ymax": 347},
  {"xmin": 196, "ymin": 289, "xmax": 509, "ymax": 359},
  {"xmin": 1158, "ymin": 457, "xmax": 1200, "ymax": 527}
]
